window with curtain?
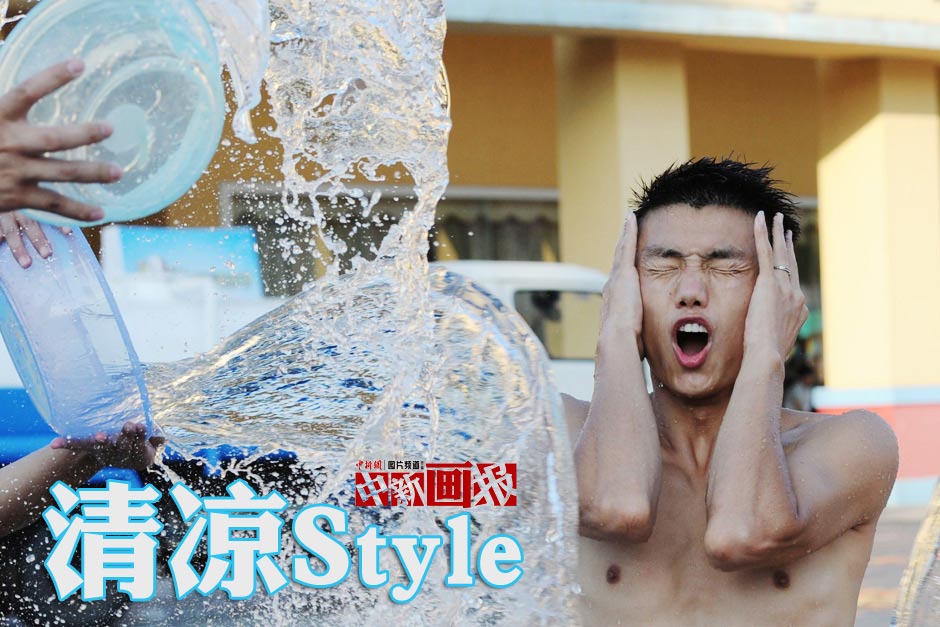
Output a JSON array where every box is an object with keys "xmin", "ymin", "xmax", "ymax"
[
  {"xmin": 226, "ymin": 186, "xmax": 561, "ymax": 296},
  {"xmin": 429, "ymin": 197, "xmax": 559, "ymax": 263}
]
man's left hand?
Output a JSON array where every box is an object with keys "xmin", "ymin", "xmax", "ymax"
[{"xmin": 743, "ymin": 211, "xmax": 808, "ymax": 359}]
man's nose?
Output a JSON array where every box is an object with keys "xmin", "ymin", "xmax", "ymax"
[{"xmin": 675, "ymin": 269, "xmax": 708, "ymax": 308}]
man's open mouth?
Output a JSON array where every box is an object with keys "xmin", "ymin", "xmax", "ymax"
[{"xmin": 672, "ymin": 318, "xmax": 711, "ymax": 369}]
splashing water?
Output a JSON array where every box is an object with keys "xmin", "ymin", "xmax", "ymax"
[
  {"xmin": 0, "ymin": 1, "xmax": 20, "ymax": 30},
  {"xmin": 0, "ymin": 0, "xmax": 578, "ymax": 624},
  {"xmin": 196, "ymin": 0, "xmax": 270, "ymax": 143},
  {"xmin": 108, "ymin": 0, "xmax": 578, "ymax": 623},
  {"xmin": 895, "ymin": 483, "xmax": 940, "ymax": 625},
  {"xmin": 133, "ymin": 268, "xmax": 576, "ymax": 624}
]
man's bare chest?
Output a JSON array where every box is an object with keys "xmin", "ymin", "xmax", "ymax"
[{"xmin": 574, "ymin": 477, "xmax": 872, "ymax": 625}]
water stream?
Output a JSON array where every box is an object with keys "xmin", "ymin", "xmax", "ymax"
[
  {"xmin": 895, "ymin": 483, "xmax": 940, "ymax": 625},
  {"xmin": 115, "ymin": 0, "xmax": 578, "ymax": 623}
]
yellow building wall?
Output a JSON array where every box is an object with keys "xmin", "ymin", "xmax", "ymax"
[
  {"xmin": 160, "ymin": 37, "xmax": 830, "ymax": 233},
  {"xmin": 160, "ymin": 32, "xmax": 560, "ymax": 230},
  {"xmin": 818, "ymin": 59, "xmax": 940, "ymax": 388},
  {"xmin": 443, "ymin": 32, "xmax": 558, "ymax": 188},
  {"xmin": 687, "ymin": 51, "xmax": 819, "ymax": 198},
  {"xmin": 647, "ymin": 0, "xmax": 940, "ymax": 25},
  {"xmin": 555, "ymin": 38, "xmax": 691, "ymax": 272}
]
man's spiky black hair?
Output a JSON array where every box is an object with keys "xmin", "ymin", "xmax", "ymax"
[{"xmin": 633, "ymin": 157, "xmax": 801, "ymax": 243}]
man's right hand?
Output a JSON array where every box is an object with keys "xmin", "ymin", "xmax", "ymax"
[
  {"xmin": 598, "ymin": 212, "xmax": 644, "ymax": 357},
  {"xmin": 0, "ymin": 59, "xmax": 121, "ymax": 222},
  {"xmin": 573, "ymin": 211, "xmax": 662, "ymax": 543}
]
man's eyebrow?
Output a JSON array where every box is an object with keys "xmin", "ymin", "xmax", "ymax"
[
  {"xmin": 641, "ymin": 246, "xmax": 684, "ymax": 259},
  {"xmin": 705, "ymin": 247, "xmax": 749, "ymax": 260},
  {"xmin": 640, "ymin": 246, "xmax": 750, "ymax": 260}
]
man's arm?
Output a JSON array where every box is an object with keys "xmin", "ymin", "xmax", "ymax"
[
  {"xmin": 0, "ymin": 421, "xmax": 164, "ymax": 537},
  {"xmin": 0, "ymin": 445, "xmax": 99, "ymax": 537},
  {"xmin": 572, "ymin": 213, "xmax": 662, "ymax": 543},
  {"xmin": 704, "ymin": 213, "xmax": 898, "ymax": 570}
]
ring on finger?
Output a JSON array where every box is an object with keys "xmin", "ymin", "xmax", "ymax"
[{"xmin": 773, "ymin": 265, "xmax": 791, "ymax": 277}]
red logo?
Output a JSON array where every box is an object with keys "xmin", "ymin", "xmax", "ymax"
[{"xmin": 355, "ymin": 462, "xmax": 516, "ymax": 507}]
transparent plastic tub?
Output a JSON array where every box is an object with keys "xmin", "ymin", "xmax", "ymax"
[{"xmin": 0, "ymin": 224, "xmax": 151, "ymax": 437}]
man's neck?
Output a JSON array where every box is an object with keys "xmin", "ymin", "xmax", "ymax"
[{"xmin": 651, "ymin": 386, "xmax": 733, "ymax": 477}]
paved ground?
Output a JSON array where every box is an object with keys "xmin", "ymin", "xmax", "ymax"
[{"xmin": 856, "ymin": 505, "xmax": 930, "ymax": 627}]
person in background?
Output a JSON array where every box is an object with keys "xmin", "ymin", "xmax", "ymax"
[{"xmin": 784, "ymin": 363, "xmax": 817, "ymax": 412}]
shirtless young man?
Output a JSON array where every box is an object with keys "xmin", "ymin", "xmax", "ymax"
[{"xmin": 564, "ymin": 159, "xmax": 899, "ymax": 626}]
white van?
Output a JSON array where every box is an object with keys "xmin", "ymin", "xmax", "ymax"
[{"xmin": 431, "ymin": 260, "xmax": 606, "ymax": 400}]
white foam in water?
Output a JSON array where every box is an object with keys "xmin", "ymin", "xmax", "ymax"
[
  {"xmin": 124, "ymin": 0, "xmax": 577, "ymax": 624},
  {"xmin": 0, "ymin": 1, "xmax": 20, "ymax": 30}
]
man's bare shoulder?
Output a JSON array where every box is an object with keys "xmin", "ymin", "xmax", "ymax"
[
  {"xmin": 781, "ymin": 407, "xmax": 898, "ymax": 531},
  {"xmin": 780, "ymin": 407, "xmax": 897, "ymax": 455}
]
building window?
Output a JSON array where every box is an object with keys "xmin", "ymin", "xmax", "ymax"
[
  {"xmin": 430, "ymin": 191, "xmax": 559, "ymax": 263},
  {"xmin": 222, "ymin": 184, "xmax": 560, "ymax": 296}
]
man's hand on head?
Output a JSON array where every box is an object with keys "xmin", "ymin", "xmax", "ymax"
[
  {"xmin": 0, "ymin": 59, "xmax": 122, "ymax": 223},
  {"xmin": 599, "ymin": 212, "xmax": 644, "ymax": 357},
  {"xmin": 574, "ymin": 211, "xmax": 662, "ymax": 544},
  {"xmin": 743, "ymin": 211, "xmax": 809, "ymax": 360}
]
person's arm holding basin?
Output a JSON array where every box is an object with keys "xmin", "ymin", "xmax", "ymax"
[
  {"xmin": 0, "ymin": 59, "xmax": 148, "ymax": 538},
  {"xmin": 0, "ymin": 421, "xmax": 164, "ymax": 538},
  {"xmin": 0, "ymin": 58, "xmax": 122, "ymax": 267}
]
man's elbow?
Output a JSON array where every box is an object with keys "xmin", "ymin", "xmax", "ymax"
[
  {"xmin": 703, "ymin": 521, "xmax": 802, "ymax": 571},
  {"xmin": 579, "ymin": 500, "xmax": 655, "ymax": 543}
]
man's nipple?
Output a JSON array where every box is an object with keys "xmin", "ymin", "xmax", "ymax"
[
  {"xmin": 606, "ymin": 564, "xmax": 621, "ymax": 584},
  {"xmin": 772, "ymin": 569, "xmax": 790, "ymax": 589}
]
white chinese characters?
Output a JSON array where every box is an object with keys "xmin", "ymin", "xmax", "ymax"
[
  {"xmin": 42, "ymin": 479, "xmax": 525, "ymax": 603},
  {"xmin": 43, "ymin": 480, "xmax": 162, "ymax": 602}
]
